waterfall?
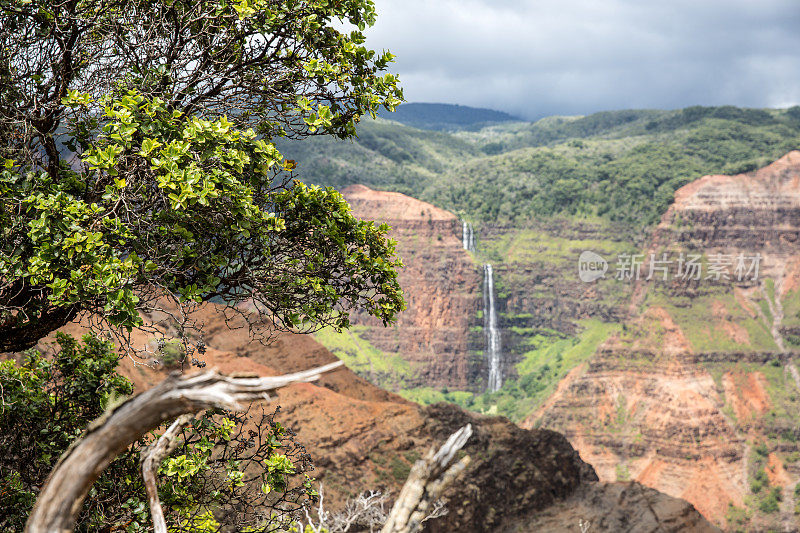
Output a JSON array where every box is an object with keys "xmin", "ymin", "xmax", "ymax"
[
  {"xmin": 469, "ymin": 226, "xmax": 475, "ymax": 252},
  {"xmin": 462, "ymin": 221, "xmax": 475, "ymax": 252},
  {"xmin": 483, "ymin": 263, "xmax": 502, "ymax": 392}
]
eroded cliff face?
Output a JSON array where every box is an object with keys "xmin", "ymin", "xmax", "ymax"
[
  {"xmin": 525, "ymin": 152, "xmax": 800, "ymax": 530},
  {"xmin": 336, "ymin": 184, "xmax": 483, "ymax": 390},
  {"xmin": 524, "ymin": 346, "xmax": 750, "ymax": 524},
  {"xmin": 329, "ymin": 184, "xmax": 636, "ymax": 401},
  {"xmin": 477, "ymin": 219, "xmax": 635, "ymax": 387}
]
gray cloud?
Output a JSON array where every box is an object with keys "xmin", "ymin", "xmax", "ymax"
[{"xmin": 366, "ymin": 0, "xmax": 800, "ymax": 119}]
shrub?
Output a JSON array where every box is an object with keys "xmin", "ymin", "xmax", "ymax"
[
  {"xmin": 758, "ymin": 487, "xmax": 782, "ymax": 513},
  {"xmin": 755, "ymin": 442, "xmax": 769, "ymax": 457},
  {"xmin": 159, "ymin": 339, "xmax": 185, "ymax": 368}
]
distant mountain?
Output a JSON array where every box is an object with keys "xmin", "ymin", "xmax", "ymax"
[{"xmin": 384, "ymin": 102, "xmax": 520, "ymax": 131}]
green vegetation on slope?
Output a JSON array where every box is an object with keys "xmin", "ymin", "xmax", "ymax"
[
  {"xmin": 780, "ymin": 287, "xmax": 800, "ymax": 331},
  {"xmin": 400, "ymin": 319, "xmax": 619, "ymax": 422},
  {"xmin": 643, "ymin": 284, "xmax": 778, "ymax": 353},
  {"xmin": 705, "ymin": 357, "xmax": 800, "ymax": 530},
  {"xmin": 312, "ymin": 326, "xmax": 417, "ymax": 387},
  {"xmin": 477, "ymin": 225, "xmax": 636, "ymax": 265},
  {"xmin": 279, "ymin": 106, "xmax": 800, "ymax": 227}
]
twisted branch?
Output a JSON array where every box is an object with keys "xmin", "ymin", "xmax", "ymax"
[
  {"xmin": 140, "ymin": 413, "xmax": 195, "ymax": 533},
  {"xmin": 25, "ymin": 361, "xmax": 343, "ymax": 533}
]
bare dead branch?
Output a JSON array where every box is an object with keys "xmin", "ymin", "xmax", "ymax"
[
  {"xmin": 24, "ymin": 360, "xmax": 343, "ymax": 533},
  {"xmin": 380, "ymin": 424, "xmax": 472, "ymax": 533},
  {"xmin": 295, "ymin": 486, "xmax": 390, "ymax": 533},
  {"xmin": 140, "ymin": 413, "xmax": 194, "ymax": 533}
]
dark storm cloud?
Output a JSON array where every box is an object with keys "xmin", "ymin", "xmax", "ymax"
[{"xmin": 366, "ymin": 0, "xmax": 800, "ymax": 119}]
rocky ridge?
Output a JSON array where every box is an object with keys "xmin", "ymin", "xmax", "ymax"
[{"xmin": 42, "ymin": 302, "xmax": 715, "ymax": 532}]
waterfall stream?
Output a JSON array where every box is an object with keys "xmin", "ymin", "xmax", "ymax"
[
  {"xmin": 483, "ymin": 263, "xmax": 502, "ymax": 392},
  {"xmin": 462, "ymin": 221, "xmax": 475, "ymax": 252}
]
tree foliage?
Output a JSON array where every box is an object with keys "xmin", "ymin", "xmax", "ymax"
[
  {"xmin": 0, "ymin": 333, "xmax": 318, "ymax": 532},
  {"xmin": 0, "ymin": 333, "xmax": 133, "ymax": 532},
  {"xmin": 0, "ymin": 0, "xmax": 405, "ymax": 352}
]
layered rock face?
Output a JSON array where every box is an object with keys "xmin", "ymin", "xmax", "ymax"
[
  {"xmin": 339, "ymin": 184, "xmax": 483, "ymax": 389},
  {"xmin": 664, "ymin": 150, "xmax": 800, "ymax": 282},
  {"xmin": 525, "ymin": 152, "xmax": 800, "ymax": 529},
  {"xmin": 480, "ymin": 219, "xmax": 632, "ymax": 333},
  {"xmin": 524, "ymin": 346, "xmax": 749, "ymax": 525},
  {"xmin": 48, "ymin": 302, "xmax": 714, "ymax": 532},
  {"xmin": 336, "ymin": 184, "xmax": 635, "ymax": 393}
]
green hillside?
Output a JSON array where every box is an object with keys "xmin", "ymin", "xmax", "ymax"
[{"xmin": 278, "ymin": 105, "xmax": 800, "ymax": 227}]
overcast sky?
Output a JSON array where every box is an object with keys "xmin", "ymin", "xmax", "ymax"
[{"xmin": 365, "ymin": 0, "xmax": 800, "ymax": 120}]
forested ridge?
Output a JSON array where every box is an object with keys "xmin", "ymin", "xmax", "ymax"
[{"xmin": 279, "ymin": 105, "xmax": 800, "ymax": 227}]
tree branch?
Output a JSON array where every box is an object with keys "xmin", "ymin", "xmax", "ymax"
[
  {"xmin": 24, "ymin": 360, "xmax": 344, "ymax": 533},
  {"xmin": 380, "ymin": 424, "xmax": 472, "ymax": 533},
  {"xmin": 140, "ymin": 413, "xmax": 194, "ymax": 533}
]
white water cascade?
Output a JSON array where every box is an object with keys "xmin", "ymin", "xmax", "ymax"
[
  {"xmin": 483, "ymin": 263, "xmax": 502, "ymax": 392},
  {"xmin": 462, "ymin": 221, "xmax": 475, "ymax": 252}
]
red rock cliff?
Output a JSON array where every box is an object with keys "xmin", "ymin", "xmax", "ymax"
[
  {"xmin": 96, "ymin": 302, "xmax": 715, "ymax": 532},
  {"xmin": 339, "ymin": 184, "xmax": 482, "ymax": 389},
  {"xmin": 525, "ymin": 152, "xmax": 800, "ymax": 530}
]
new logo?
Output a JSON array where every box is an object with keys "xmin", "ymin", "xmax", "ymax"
[{"xmin": 578, "ymin": 251, "xmax": 608, "ymax": 282}]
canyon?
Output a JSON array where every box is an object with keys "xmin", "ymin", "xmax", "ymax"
[
  {"xmin": 315, "ymin": 153, "xmax": 800, "ymax": 530},
  {"xmin": 13, "ymin": 149, "xmax": 800, "ymax": 530},
  {"xmin": 525, "ymin": 153, "xmax": 800, "ymax": 529}
]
